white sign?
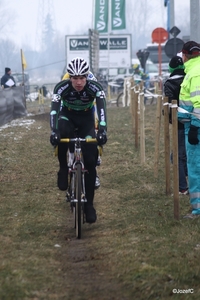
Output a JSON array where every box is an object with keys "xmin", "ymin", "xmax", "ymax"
[
  {"xmin": 65, "ymin": 34, "xmax": 132, "ymax": 69},
  {"xmin": 5, "ymin": 79, "xmax": 15, "ymax": 87}
]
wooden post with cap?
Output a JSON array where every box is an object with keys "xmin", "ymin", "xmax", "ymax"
[
  {"xmin": 20, "ymin": 49, "xmax": 26, "ymax": 108},
  {"xmin": 154, "ymin": 89, "xmax": 162, "ymax": 178},
  {"xmin": 163, "ymin": 96, "xmax": 171, "ymax": 195},
  {"xmin": 172, "ymin": 99, "xmax": 179, "ymax": 220},
  {"xmin": 134, "ymin": 85, "xmax": 139, "ymax": 149},
  {"xmin": 139, "ymin": 81, "xmax": 145, "ymax": 163}
]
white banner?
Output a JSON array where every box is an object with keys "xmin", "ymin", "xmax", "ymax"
[{"xmin": 65, "ymin": 34, "xmax": 132, "ymax": 69}]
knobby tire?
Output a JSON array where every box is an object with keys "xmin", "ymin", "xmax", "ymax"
[
  {"xmin": 116, "ymin": 92, "xmax": 124, "ymax": 107},
  {"xmin": 75, "ymin": 163, "xmax": 82, "ymax": 239}
]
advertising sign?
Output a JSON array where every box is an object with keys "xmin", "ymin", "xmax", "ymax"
[
  {"xmin": 94, "ymin": 0, "xmax": 109, "ymax": 33},
  {"xmin": 65, "ymin": 34, "xmax": 132, "ymax": 69},
  {"xmin": 111, "ymin": 0, "xmax": 126, "ymax": 30}
]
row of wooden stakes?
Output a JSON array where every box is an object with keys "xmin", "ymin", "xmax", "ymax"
[{"xmin": 123, "ymin": 77, "xmax": 180, "ymax": 220}]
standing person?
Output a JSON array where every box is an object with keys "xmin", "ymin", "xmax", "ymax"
[
  {"xmin": 1, "ymin": 68, "xmax": 16, "ymax": 88},
  {"xmin": 50, "ymin": 57, "xmax": 107, "ymax": 223},
  {"xmin": 164, "ymin": 55, "xmax": 188, "ymax": 195},
  {"xmin": 178, "ymin": 41, "xmax": 200, "ymax": 218}
]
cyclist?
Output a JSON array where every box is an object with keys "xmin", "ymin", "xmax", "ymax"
[
  {"xmin": 132, "ymin": 63, "xmax": 150, "ymax": 88},
  {"xmin": 62, "ymin": 70, "xmax": 101, "ymax": 189},
  {"xmin": 50, "ymin": 57, "xmax": 107, "ymax": 223}
]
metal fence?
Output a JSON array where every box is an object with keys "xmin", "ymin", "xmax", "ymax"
[{"xmin": 25, "ymin": 77, "xmax": 165, "ymax": 114}]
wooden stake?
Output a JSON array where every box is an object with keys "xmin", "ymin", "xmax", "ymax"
[
  {"xmin": 130, "ymin": 78, "xmax": 135, "ymax": 133},
  {"xmin": 163, "ymin": 96, "xmax": 171, "ymax": 195},
  {"xmin": 140, "ymin": 82, "xmax": 145, "ymax": 163},
  {"xmin": 134, "ymin": 85, "xmax": 139, "ymax": 149},
  {"xmin": 172, "ymin": 100, "xmax": 179, "ymax": 220},
  {"xmin": 154, "ymin": 90, "xmax": 162, "ymax": 178}
]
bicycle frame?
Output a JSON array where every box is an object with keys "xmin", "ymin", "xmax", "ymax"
[
  {"xmin": 60, "ymin": 137, "xmax": 96, "ymax": 239},
  {"xmin": 68, "ymin": 138, "xmax": 87, "ymax": 204}
]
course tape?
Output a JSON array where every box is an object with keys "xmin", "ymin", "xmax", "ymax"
[{"xmin": 163, "ymin": 104, "xmax": 200, "ymax": 119}]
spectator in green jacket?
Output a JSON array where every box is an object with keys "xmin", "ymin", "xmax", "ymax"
[{"xmin": 178, "ymin": 41, "xmax": 200, "ymax": 218}]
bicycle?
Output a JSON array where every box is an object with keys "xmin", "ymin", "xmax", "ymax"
[
  {"xmin": 60, "ymin": 136, "xmax": 97, "ymax": 239},
  {"xmin": 110, "ymin": 79, "xmax": 124, "ymax": 107},
  {"xmin": 116, "ymin": 91, "xmax": 124, "ymax": 107},
  {"xmin": 116, "ymin": 78, "xmax": 130, "ymax": 107},
  {"xmin": 115, "ymin": 77, "xmax": 136, "ymax": 107},
  {"xmin": 116, "ymin": 77, "xmax": 152, "ymax": 107}
]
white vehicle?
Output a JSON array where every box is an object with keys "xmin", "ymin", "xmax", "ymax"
[
  {"xmin": 12, "ymin": 72, "xmax": 30, "ymax": 95},
  {"xmin": 112, "ymin": 67, "xmax": 134, "ymax": 81},
  {"xmin": 112, "ymin": 58, "xmax": 159, "ymax": 83}
]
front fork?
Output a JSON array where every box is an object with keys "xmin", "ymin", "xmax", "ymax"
[{"xmin": 66, "ymin": 166, "xmax": 87, "ymax": 204}]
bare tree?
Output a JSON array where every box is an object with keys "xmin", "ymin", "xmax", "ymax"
[
  {"xmin": 126, "ymin": 0, "xmax": 167, "ymax": 55},
  {"xmin": 0, "ymin": 0, "xmax": 16, "ymax": 37},
  {"xmin": 0, "ymin": 39, "xmax": 18, "ymax": 73},
  {"xmin": 0, "ymin": 1, "xmax": 23, "ymax": 74}
]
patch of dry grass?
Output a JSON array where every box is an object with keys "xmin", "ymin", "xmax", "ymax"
[{"xmin": 0, "ymin": 106, "xmax": 200, "ymax": 299}]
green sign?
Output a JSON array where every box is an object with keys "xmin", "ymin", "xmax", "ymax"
[
  {"xmin": 111, "ymin": 0, "xmax": 126, "ymax": 30},
  {"xmin": 94, "ymin": 0, "xmax": 109, "ymax": 33}
]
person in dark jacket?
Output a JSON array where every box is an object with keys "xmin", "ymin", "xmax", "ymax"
[
  {"xmin": 164, "ymin": 55, "xmax": 188, "ymax": 195},
  {"xmin": 1, "ymin": 67, "xmax": 16, "ymax": 88}
]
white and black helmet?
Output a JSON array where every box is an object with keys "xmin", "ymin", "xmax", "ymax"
[{"xmin": 67, "ymin": 57, "xmax": 90, "ymax": 76}]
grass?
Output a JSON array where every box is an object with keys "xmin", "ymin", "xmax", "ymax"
[{"xmin": 0, "ymin": 105, "xmax": 200, "ymax": 299}]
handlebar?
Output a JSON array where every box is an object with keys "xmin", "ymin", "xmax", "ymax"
[{"xmin": 60, "ymin": 138, "xmax": 97, "ymax": 143}]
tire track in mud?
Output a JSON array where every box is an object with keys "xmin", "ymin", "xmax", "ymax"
[{"xmin": 27, "ymin": 112, "xmax": 130, "ymax": 300}]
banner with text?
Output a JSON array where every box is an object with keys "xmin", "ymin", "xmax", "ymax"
[
  {"xmin": 66, "ymin": 34, "xmax": 131, "ymax": 68},
  {"xmin": 111, "ymin": 0, "xmax": 126, "ymax": 30},
  {"xmin": 94, "ymin": 0, "xmax": 109, "ymax": 33}
]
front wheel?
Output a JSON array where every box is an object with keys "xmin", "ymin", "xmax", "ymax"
[
  {"xmin": 75, "ymin": 163, "xmax": 82, "ymax": 239},
  {"xmin": 116, "ymin": 92, "xmax": 124, "ymax": 107}
]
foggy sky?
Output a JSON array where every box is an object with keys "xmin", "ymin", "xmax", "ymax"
[{"xmin": 6, "ymin": 0, "xmax": 190, "ymax": 51}]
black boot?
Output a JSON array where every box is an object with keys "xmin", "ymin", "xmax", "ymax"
[
  {"xmin": 57, "ymin": 168, "xmax": 68, "ymax": 190},
  {"xmin": 85, "ymin": 204, "xmax": 97, "ymax": 223}
]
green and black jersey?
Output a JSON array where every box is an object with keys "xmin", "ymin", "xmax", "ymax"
[{"xmin": 50, "ymin": 79, "xmax": 107, "ymax": 132}]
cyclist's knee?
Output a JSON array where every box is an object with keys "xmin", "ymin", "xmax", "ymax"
[
  {"xmin": 58, "ymin": 116, "xmax": 74, "ymax": 137},
  {"xmin": 84, "ymin": 147, "xmax": 97, "ymax": 167}
]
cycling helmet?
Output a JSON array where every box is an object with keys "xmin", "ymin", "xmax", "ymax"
[{"xmin": 67, "ymin": 57, "xmax": 90, "ymax": 76}]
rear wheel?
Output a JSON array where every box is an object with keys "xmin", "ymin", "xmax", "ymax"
[{"xmin": 75, "ymin": 163, "xmax": 82, "ymax": 239}]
